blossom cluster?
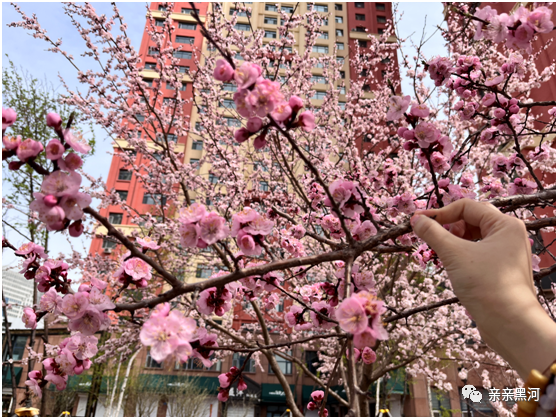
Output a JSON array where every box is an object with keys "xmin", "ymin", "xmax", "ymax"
[
  {"xmin": 26, "ymin": 333, "xmax": 99, "ymax": 397},
  {"xmin": 473, "ymin": 5, "xmax": 554, "ymax": 52},
  {"xmin": 217, "ymin": 366, "xmax": 248, "ymax": 402},
  {"xmin": 179, "ymin": 202, "xmax": 229, "ymax": 248},
  {"xmin": 3, "ymin": 109, "xmax": 92, "ymax": 236},
  {"xmin": 214, "ymin": 60, "xmax": 316, "ymax": 149},
  {"xmin": 112, "ymin": 252, "xmax": 153, "ymax": 288},
  {"xmin": 306, "ymin": 390, "xmax": 328, "ymax": 417},
  {"xmin": 232, "ymin": 207, "xmax": 274, "ymax": 256}
]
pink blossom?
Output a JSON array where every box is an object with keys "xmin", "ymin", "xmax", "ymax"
[
  {"xmin": 40, "ymin": 288, "xmax": 63, "ymax": 313},
  {"xmin": 307, "ymin": 401, "xmax": 317, "ymax": 411},
  {"xmin": 271, "ymin": 101, "xmax": 292, "ymax": 122},
  {"xmin": 414, "ymin": 122, "xmax": 440, "ymax": 148},
  {"xmin": 68, "ymin": 220, "xmax": 84, "ymax": 237},
  {"xmin": 46, "ymin": 112, "xmax": 62, "ymax": 128},
  {"xmin": 310, "ymin": 301, "xmax": 336, "ymax": 330},
  {"xmin": 386, "ymin": 95, "xmax": 411, "ymax": 121},
  {"xmin": 480, "ymin": 128, "xmax": 499, "ymax": 145},
  {"xmin": 234, "ymin": 62, "xmax": 262, "ymax": 89},
  {"xmin": 45, "ymin": 139, "xmax": 65, "ymax": 160},
  {"xmin": 3, "ymin": 135, "xmax": 20, "ymax": 150},
  {"xmin": 491, "ymin": 154, "xmax": 511, "ymax": 177},
  {"xmin": 430, "ymin": 152, "xmax": 450, "ymax": 173},
  {"xmin": 237, "ymin": 229, "xmax": 261, "ymax": 256},
  {"xmin": 22, "ymin": 307, "xmax": 37, "ymax": 329},
  {"xmin": 213, "ymin": 59, "xmax": 234, "ymax": 81},
  {"xmin": 68, "ymin": 307, "xmax": 107, "ymax": 335},
  {"xmin": 59, "ymin": 192, "xmax": 91, "ymax": 220},
  {"xmin": 140, "ymin": 314, "xmax": 186, "ymax": 362},
  {"xmin": 234, "ymin": 127, "xmax": 251, "ymax": 143},
  {"xmin": 526, "ymin": 6, "xmax": 554, "ymax": 33},
  {"xmin": 136, "ymin": 236, "xmax": 160, "ymax": 250},
  {"xmin": 2, "ymin": 107, "xmax": 17, "ymax": 130},
  {"xmin": 219, "ymin": 372, "xmax": 232, "ymax": 388},
  {"xmin": 298, "ymin": 111, "xmax": 316, "ymax": 132},
  {"xmin": 218, "ymin": 389, "xmax": 230, "ymax": 402},
  {"xmin": 427, "ymin": 56, "xmax": 453, "ymax": 86},
  {"xmin": 63, "ymin": 129, "xmax": 91, "ymax": 154},
  {"xmin": 508, "ymin": 178, "xmax": 537, "ymax": 195},
  {"xmin": 243, "ymin": 214, "xmax": 274, "ymax": 236},
  {"xmin": 15, "ymin": 242, "xmax": 47, "ymax": 258},
  {"xmin": 507, "ymin": 23, "xmax": 534, "ymax": 52},
  {"xmin": 61, "ymin": 292, "xmax": 90, "ymax": 319},
  {"xmin": 16, "ymin": 138, "xmax": 44, "ymax": 162},
  {"xmin": 124, "ymin": 258, "xmax": 152, "ymax": 282},
  {"xmin": 233, "ymin": 89, "xmax": 251, "ymax": 118},
  {"xmin": 58, "ymin": 152, "xmax": 83, "ymax": 171},
  {"xmin": 311, "ymin": 390, "xmax": 325, "ymax": 403},
  {"xmin": 90, "ymin": 277, "xmax": 107, "ymax": 290},
  {"xmin": 253, "ymin": 132, "xmax": 267, "ymax": 149},
  {"xmin": 409, "ymin": 103, "xmax": 430, "ymax": 118},
  {"xmin": 238, "ymin": 377, "xmax": 247, "ymax": 391},
  {"xmin": 352, "ymin": 220, "xmax": 377, "ymax": 242},
  {"xmin": 361, "ymin": 347, "xmax": 377, "ymax": 364},
  {"xmin": 487, "ymin": 13, "xmax": 513, "ymax": 42},
  {"xmin": 335, "ymin": 296, "xmax": 368, "ymax": 335},
  {"xmin": 198, "ymin": 212, "xmax": 229, "ymax": 245},
  {"xmin": 246, "ymin": 117, "xmax": 263, "ymax": 133},
  {"xmin": 246, "ymin": 78, "xmax": 284, "ymax": 117},
  {"xmin": 473, "ymin": 6, "xmax": 497, "ymax": 40},
  {"xmin": 88, "ymin": 286, "xmax": 116, "ymax": 311},
  {"xmin": 41, "ymin": 170, "xmax": 81, "ymax": 197},
  {"xmin": 285, "ymin": 304, "xmax": 311, "ymax": 331},
  {"xmin": 289, "ymin": 95, "xmax": 304, "ymax": 113},
  {"xmin": 55, "ymin": 348, "xmax": 77, "ymax": 375},
  {"xmin": 25, "ymin": 372, "xmax": 42, "ymax": 398},
  {"xmin": 179, "ymin": 222, "xmax": 200, "ymax": 247},
  {"xmin": 532, "ymin": 254, "xmax": 541, "ymax": 272},
  {"xmin": 197, "ymin": 287, "xmax": 232, "ymax": 316},
  {"xmin": 66, "ymin": 333, "xmax": 98, "ymax": 360}
]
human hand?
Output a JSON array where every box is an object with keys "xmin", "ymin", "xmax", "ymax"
[{"xmin": 410, "ymin": 199, "xmax": 555, "ymax": 379}]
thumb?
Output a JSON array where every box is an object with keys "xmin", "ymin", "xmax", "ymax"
[{"xmin": 411, "ymin": 214, "xmax": 458, "ymax": 258}]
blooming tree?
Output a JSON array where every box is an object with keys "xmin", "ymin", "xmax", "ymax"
[{"xmin": 3, "ymin": 2, "xmax": 556, "ymax": 416}]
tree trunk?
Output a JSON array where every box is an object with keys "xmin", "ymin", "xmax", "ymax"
[
  {"xmin": 2, "ymin": 292, "xmax": 19, "ymax": 416},
  {"xmin": 114, "ymin": 349, "xmax": 141, "ymax": 417},
  {"xmin": 85, "ymin": 330, "xmax": 109, "ymax": 416},
  {"xmin": 107, "ymin": 354, "xmax": 122, "ymax": 417}
]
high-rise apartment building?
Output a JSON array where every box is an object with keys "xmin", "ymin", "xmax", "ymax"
[{"xmin": 2, "ymin": 268, "xmax": 34, "ymax": 324}]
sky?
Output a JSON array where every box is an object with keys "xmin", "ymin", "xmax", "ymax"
[{"xmin": 1, "ymin": 1, "xmax": 446, "ymax": 270}]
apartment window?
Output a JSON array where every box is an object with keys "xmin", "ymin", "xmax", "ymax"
[
  {"xmin": 181, "ymin": 8, "xmax": 199, "ymax": 15},
  {"xmin": 253, "ymin": 161, "xmax": 269, "ymax": 172},
  {"xmin": 142, "ymin": 193, "xmax": 166, "ymax": 206},
  {"xmin": 335, "ymin": 4, "xmax": 343, "ymax": 11},
  {"xmin": 235, "ymin": 23, "xmax": 251, "ymax": 31},
  {"xmin": 381, "ymin": 57, "xmax": 391, "ymax": 64},
  {"xmin": 276, "ymin": 299, "xmax": 284, "ymax": 312},
  {"xmin": 235, "ymin": 52, "xmax": 244, "ymax": 61},
  {"xmin": 163, "ymin": 97, "xmax": 176, "ymax": 105},
  {"xmin": 190, "ymin": 158, "xmax": 200, "ymax": 166},
  {"xmin": 166, "ymin": 82, "xmax": 186, "ymax": 91},
  {"xmin": 221, "ymin": 99, "xmax": 236, "ymax": 109},
  {"xmin": 377, "ymin": 16, "xmax": 387, "ymax": 24},
  {"xmin": 108, "ymin": 213, "xmax": 123, "ymax": 225},
  {"xmin": 378, "ymin": 28, "xmax": 385, "ymax": 34},
  {"xmin": 282, "ymin": 6, "xmax": 294, "ymax": 14},
  {"xmin": 364, "ymin": 133, "xmax": 373, "ymax": 143},
  {"xmin": 305, "ymin": 351, "xmax": 321, "ymax": 374},
  {"xmin": 145, "ymin": 352, "xmax": 163, "ymax": 369},
  {"xmin": 192, "ymin": 140, "xmax": 203, "ymax": 150},
  {"xmin": 339, "ymin": 102, "xmax": 346, "ymax": 110},
  {"xmin": 116, "ymin": 190, "xmax": 128, "ymax": 201},
  {"xmin": 339, "ymin": 87, "xmax": 346, "ymax": 94},
  {"xmin": 209, "ymin": 174, "xmax": 219, "ymax": 184},
  {"xmin": 177, "ymin": 66, "xmax": 189, "ymax": 73},
  {"xmin": 335, "ymin": 16, "xmax": 343, "ymax": 24},
  {"xmin": 340, "ymin": 71, "xmax": 346, "ymax": 78},
  {"xmin": 311, "ymin": 75, "xmax": 326, "ymax": 84},
  {"xmin": 354, "ymin": 26, "xmax": 366, "ymax": 33},
  {"xmin": 102, "ymin": 238, "xmax": 117, "ymax": 251},
  {"xmin": 155, "ymin": 19, "xmax": 165, "ymax": 27},
  {"xmin": 376, "ymin": 3, "xmax": 386, "ymax": 11},
  {"xmin": 4, "ymin": 335, "xmax": 28, "ymax": 361},
  {"xmin": 269, "ymin": 351, "xmax": 292, "ymax": 374},
  {"xmin": 313, "ymin": 4, "xmax": 328, "ymax": 12},
  {"xmin": 430, "ymin": 388, "xmax": 451, "ymax": 417},
  {"xmin": 145, "ymin": 62, "xmax": 157, "ymax": 70},
  {"xmin": 196, "ymin": 264, "xmax": 213, "ymax": 278},
  {"xmin": 264, "ymin": 16, "xmax": 278, "ymax": 25},
  {"xmin": 358, "ymin": 40, "xmax": 368, "ymax": 48},
  {"xmin": 178, "ymin": 22, "xmax": 197, "ymax": 30},
  {"xmin": 223, "ymin": 83, "xmax": 237, "ymax": 92},
  {"xmin": 356, "ymin": 14, "xmax": 366, "ymax": 21},
  {"xmin": 176, "ymin": 35, "xmax": 195, "ymax": 45},
  {"xmin": 118, "ymin": 169, "xmax": 132, "ymax": 181},
  {"xmin": 336, "ymin": 57, "xmax": 345, "ymax": 64},
  {"xmin": 336, "ymin": 29, "xmax": 344, "ymax": 37},
  {"xmin": 233, "ymin": 353, "xmax": 256, "ymax": 373},
  {"xmin": 148, "ymin": 47, "xmax": 159, "ymax": 56},
  {"xmin": 312, "ymin": 91, "xmax": 328, "ymax": 100},
  {"xmin": 165, "ymin": 134, "xmax": 178, "ymax": 142},
  {"xmin": 259, "ymin": 181, "xmax": 269, "ymax": 191},
  {"xmin": 381, "ymin": 70, "xmax": 387, "ymax": 78},
  {"xmin": 321, "ymin": 18, "xmax": 329, "ymax": 26},
  {"xmin": 336, "ymin": 42, "xmax": 344, "ymax": 50},
  {"xmin": 174, "ymin": 50, "xmax": 192, "ymax": 59},
  {"xmin": 312, "ymin": 45, "xmax": 329, "ymax": 53},
  {"xmin": 225, "ymin": 117, "xmax": 242, "ymax": 127},
  {"xmin": 264, "ymin": 30, "xmax": 277, "ymax": 39},
  {"xmin": 230, "ymin": 8, "xmax": 250, "ymax": 17},
  {"xmin": 179, "ymin": 357, "xmax": 220, "ymax": 371},
  {"xmin": 265, "ymin": 4, "xmax": 277, "ymax": 12},
  {"xmin": 318, "ymin": 31, "xmax": 329, "ymax": 39}
]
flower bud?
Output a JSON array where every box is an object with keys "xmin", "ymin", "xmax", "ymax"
[
  {"xmin": 43, "ymin": 195, "xmax": 58, "ymax": 207},
  {"xmin": 68, "ymin": 220, "xmax": 84, "ymax": 237},
  {"xmin": 8, "ymin": 161, "xmax": 25, "ymax": 171},
  {"xmin": 46, "ymin": 113, "xmax": 62, "ymax": 129}
]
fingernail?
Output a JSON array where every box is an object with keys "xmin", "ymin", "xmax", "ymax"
[{"xmin": 410, "ymin": 214, "xmax": 423, "ymax": 228}]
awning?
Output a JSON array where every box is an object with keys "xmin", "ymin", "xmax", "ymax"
[
  {"xmin": 66, "ymin": 375, "xmax": 109, "ymax": 394},
  {"xmin": 261, "ymin": 383, "xmax": 296, "ymax": 403}
]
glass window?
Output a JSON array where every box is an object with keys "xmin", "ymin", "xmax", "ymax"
[
  {"xmin": 259, "ymin": 181, "xmax": 269, "ymax": 191},
  {"xmin": 178, "ymin": 22, "xmax": 197, "ymax": 30},
  {"xmin": 221, "ymin": 99, "xmax": 236, "ymax": 109},
  {"xmin": 358, "ymin": 40, "xmax": 368, "ymax": 48},
  {"xmin": 196, "ymin": 265, "xmax": 213, "ymax": 278},
  {"xmin": 116, "ymin": 190, "xmax": 128, "ymax": 201},
  {"xmin": 321, "ymin": 18, "xmax": 329, "ymax": 26},
  {"xmin": 178, "ymin": 357, "xmax": 221, "ymax": 371},
  {"xmin": 311, "ymin": 75, "xmax": 326, "ymax": 84},
  {"xmin": 336, "ymin": 42, "xmax": 344, "ymax": 50},
  {"xmin": 264, "ymin": 30, "xmax": 277, "ymax": 39},
  {"xmin": 378, "ymin": 28, "xmax": 385, "ymax": 34},
  {"xmin": 312, "ymin": 91, "xmax": 327, "ymax": 100},
  {"xmin": 335, "ymin": 4, "xmax": 343, "ymax": 11},
  {"xmin": 118, "ymin": 169, "xmax": 132, "ymax": 181},
  {"xmin": 102, "ymin": 238, "xmax": 117, "ymax": 251},
  {"xmin": 305, "ymin": 351, "xmax": 321, "ymax": 374},
  {"xmin": 339, "ymin": 87, "xmax": 346, "ymax": 94},
  {"xmin": 355, "ymin": 2, "xmax": 365, "ymax": 8},
  {"xmin": 340, "ymin": 71, "xmax": 346, "ymax": 78},
  {"xmin": 176, "ymin": 35, "xmax": 195, "ymax": 44},
  {"xmin": 376, "ymin": 3, "xmax": 386, "ymax": 11},
  {"xmin": 364, "ymin": 133, "xmax": 373, "ymax": 143},
  {"xmin": 209, "ymin": 174, "xmax": 219, "ymax": 184},
  {"xmin": 181, "ymin": 8, "xmax": 199, "ymax": 14},
  {"xmin": 190, "ymin": 158, "xmax": 200, "ymax": 166},
  {"xmin": 192, "ymin": 140, "xmax": 203, "ymax": 150},
  {"xmin": 145, "ymin": 62, "xmax": 157, "ymax": 70},
  {"xmin": 235, "ymin": 23, "xmax": 251, "ymax": 31},
  {"xmin": 354, "ymin": 26, "xmax": 366, "ymax": 33},
  {"xmin": 155, "ymin": 19, "xmax": 165, "ymax": 27},
  {"xmin": 336, "ymin": 57, "xmax": 345, "ymax": 64},
  {"xmin": 356, "ymin": 14, "xmax": 366, "ymax": 21},
  {"xmin": 335, "ymin": 16, "xmax": 343, "ymax": 24},
  {"xmin": 177, "ymin": 66, "xmax": 189, "ymax": 73},
  {"xmin": 166, "ymin": 134, "xmax": 178, "ymax": 142},
  {"xmin": 339, "ymin": 102, "xmax": 346, "ymax": 110},
  {"xmin": 148, "ymin": 46, "xmax": 159, "ymax": 56},
  {"xmin": 145, "ymin": 352, "xmax": 163, "ymax": 369},
  {"xmin": 108, "ymin": 213, "xmax": 123, "ymax": 224},
  {"xmin": 264, "ymin": 16, "xmax": 278, "ymax": 25},
  {"xmin": 268, "ymin": 350, "xmax": 292, "ymax": 374},
  {"xmin": 317, "ymin": 31, "xmax": 329, "ymax": 40},
  {"xmin": 265, "ymin": 4, "xmax": 277, "ymax": 12},
  {"xmin": 230, "ymin": 8, "xmax": 250, "ymax": 17},
  {"xmin": 224, "ymin": 117, "xmax": 242, "ymax": 127},
  {"xmin": 223, "ymin": 83, "xmax": 237, "ymax": 92},
  {"xmin": 233, "ymin": 353, "xmax": 256, "ymax": 373},
  {"xmin": 174, "ymin": 50, "xmax": 192, "ymax": 59},
  {"xmin": 282, "ymin": 6, "xmax": 294, "ymax": 13},
  {"xmin": 377, "ymin": 16, "xmax": 387, "ymax": 24},
  {"xmin": 3, "ymin": 335, "xmax": 28, "ymax": 361},
  {"xmin": 312, "ymin": 45, "xmax": 329, "ymax": 53},
  {"xmin": 336, "ymin": 29, "xmax": 344, "ymax": 37},
  {"xmin": 166, "ymin": 82, "xmax": 186, "ymax": 91},
  {"xmin": 158, "ymin": 5, "xmax": 166, "ymax": 11},
  {"xmin": 314, "ymin": 5, "xmax": 328, "ymax": 12},
  {"xmin": 142, "ymin": 193, "xmax": 167, "ymax": 206},
  {"xmin": 430, "ymin": 388, "xmax": 451, "ymax": 416},
  {"xmin": 253, "ymin": 161, "xmax": 269, "ymax": 172}
]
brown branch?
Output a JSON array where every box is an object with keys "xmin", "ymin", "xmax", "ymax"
[
  {"xmin": 384, "ymin": 297, "xmax": 460, "ymax": 323},
  {"xmin": 525, "ymin": 217, "xmax": 556, "ymax": 231},
  {"xmin": 320, "ymin": 339, "xmax": 348, "ymax": 416}
]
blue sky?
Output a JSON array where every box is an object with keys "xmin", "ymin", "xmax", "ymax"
[{"xmin": 1, "ymin": 2, "xmax": 446, "ymax": 269}]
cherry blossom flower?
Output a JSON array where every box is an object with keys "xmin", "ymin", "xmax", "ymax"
[
  {"xmin": 22, "ymin": 307, "xmax": 37, "ymax": 329},
  {"xmin": 63, "ymin": 129, "xmax": 91, "ymax": 154},
  {"xmin": 213, "ymin": 59, "xmax": 234, "ymax": 82},
  {"xmin": 508, "ymin": 178, "xmax": 537, "ymax": 195},
  {"xmin": 41, "ymin": 170, "xmax": 82, "ymax": 197},
  {"xmin": 234, "ymin": 62, "xmax": 262, "ymax": 89},
  {"xmin": 246, "ymin": 78, "xmax": 284, "ymax": 117},
  {"xmin": 197, "ymin": 287, "xmax": 232, "ymax": 316},
  {"xmin": 25, "ymin": 371, "xmax": 43, "ymax": 398},
  {"xmin": 136, "ymin": 236, "xmax": 160, "ymax": 250},
  {"xmin": 234, "ymin": 127, "xmax": 251, "ymax": 143},
  {"xmin": 409, "ymin": 103, "xmax": 430, "ymax": 118},
  {"xmin": 414, "ymin": 122, "xmax": 440, "ymax": 148},
  {"xmin": 352, "ymin": 220, "xmax": 378, "ymax": 241},
  {"xmin": 40, "ymin": 288, "xmax": 63, "ymax": 313},
  {"xmin": 3, "ymin": 135, "xmax": 20, "ymax": 150},
  {"xmin": 61, "ymin": 292, "xmax": 90, "ymax": 319},
  {"xmin": 237, "ymin": 229, "xmax": 261, "ymax": 256},
  {"xmin": 88, "ymin": 286, "xmax": 116, "ymax": 311},
  {"xmin": 46, "ymin": 112, "xmax": 62, "ymax": 128},
  {"xmin": 59, "ymin": 192, "xmax": 92, "ymax": 220},
  {"xmin": 123, "ymin": 258, "xmax": 152, "ymax": 282},
  {"xmin": 179, "ymin": 222, "xmax": 200, "ymax": 248},
  {"xmin": 2, "ymin": 107, "xmax": 17, "ymax": 130},
  {"xmin": 362, "ymin": 347, "xmax": 377, "ymax": 364},
  {"xmin": 246, "ymin": 117, "xmax": 263, "ymax": 133},
  {"xmin": 16, "ymin": 138, "xmax": 44, "ymax": 162},
  {"xmin": 298, "ymin": 111, "xmax": 316, "ymax": 131},
  {"xmin": 271, "ymin": 101, "xmax": 292, "ymax": 122},
  {"xmin": 335, "ymin": 296, "xmax": 368, "ymax": 335},
  {"xmin": 386, "ymin": 95, "xmax": 410, "ymax": 120},
  {"xmin": 198, "ymin": 212, "xmax": 229, "ymax": 245},
  {"xmin": 310, "ymin": 301, "xmax": 336, "ymax": 330},
  {"xmin": 68, "ymin": 307, "xmax": 108, "ymax": 335},
  {"xmin": 45, "ymin": 139, "xmax": 65, "ymax": 160},
  {"xmin": 66, "ymin": 333, "xmax": 98, "ymax": 360}
]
